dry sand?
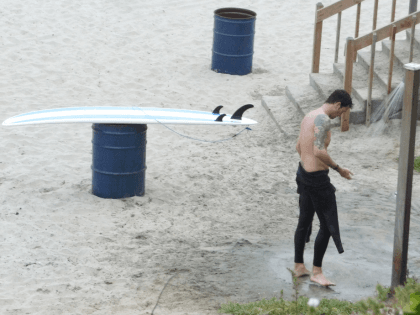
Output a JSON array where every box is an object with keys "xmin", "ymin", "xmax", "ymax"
[{"xmin": 1, "ymin": 0, "xmax": 420, "ymax": 314}]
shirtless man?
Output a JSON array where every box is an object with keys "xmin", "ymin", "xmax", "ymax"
[{"xmin": 294, "ymin": 89, "xmax": 354, "ymax": 287}]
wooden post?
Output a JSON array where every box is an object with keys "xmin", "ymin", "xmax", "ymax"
[
  {"xmin": 387, "ymin": 25, "xmax": 397, "ymax": 94},
  {"xmin": 312, "ymin": 2, "xmax": 324, "ymax": 73},
  {"xmin": 390, "ymin": 0, "xmax": 397, "ymax": 40},
  {"xmin": 342, "ymin": 37, "xmax": 354, "ymax": 132},
  {"xmin": 391, "ymin": 63, "xmax": 420, "ymax": 291},
  {"xmin": 373, "ymin": 0, "xmax": 379, "ymax": 30},
  {"xmin": 409, "ymin": 15, "xmax": 417, "ymax": 63},
  {"xmin": 353, "ymin": 2, "xmax": 361, "ymax": 62},
  {"xmin": 354, "ymin": 10, "xmax": 420, "ymax": 53},
  {"xmin": 409, "ymin": 0, "xmax": 418, "ymax": 14},
  {"xmin": 335, "ymin": 11, "xmax": 342, "ymax": 63},
  {"xmin": 366, "ymin": 32, "xmax": 377, "ymax": 127},
  {"xmin": 355, "ymin": 2, "xmax": 361, "ymax": 38},
  {"xmin": 391, "ymin": 0, "xmax": 397, "ymax": 23}
]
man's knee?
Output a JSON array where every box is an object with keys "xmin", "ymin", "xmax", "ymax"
[
  {"xmin": 295, "ymin": 225, "xmax": 309, "ymax": 235},
  {"xmin": 320, "ymin": 226, "xmax": 331, "ymax": 237}
]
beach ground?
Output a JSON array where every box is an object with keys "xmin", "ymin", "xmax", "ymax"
[{"xmin": 1, "ymin": 0, "xmax": 420, "ymax": 314}]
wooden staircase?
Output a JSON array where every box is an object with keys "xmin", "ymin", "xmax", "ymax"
[{"xmin": 286, "ymin": 28, "xmax": 420, "ymax": 128}]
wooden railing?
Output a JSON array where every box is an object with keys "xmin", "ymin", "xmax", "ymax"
[
  {"xmin": 344, "ymin": 11, "xmax": 420, "ymax": 130},
  {"xmin": 311, "ymin": 0, "xmax": 419, "ymax": 132},
  {"xmin": 312, "ymin": 0, "xmax": 368, "ymax": 73}
]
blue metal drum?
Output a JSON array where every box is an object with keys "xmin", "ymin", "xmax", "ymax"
[
  {"xmin": 211, "ymin": 8, "xmax": 257, "ymax": 75},
  {"xmin": 91, "ymin": 124, "xmax": 147, "ymax": 199}
]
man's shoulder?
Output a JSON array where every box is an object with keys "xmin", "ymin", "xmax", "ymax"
[
  {"xmin": 303, "ymin": 110, "xmax": 328, "ymax": 128},
  {"xmin": 305, "ymin": 108, "xmax": 326, "ymax": 119},
  {"xmin": 314, "ymin": 113, "xmax": 330, "ymax": 125}
]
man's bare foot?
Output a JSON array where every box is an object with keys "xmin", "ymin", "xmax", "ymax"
[
  {"xmin": 311, "ymin": 266, "xmax": 336, "ymax": 286},
  {"xmin": 294, "ymin": 263, "xmax": 311, "ymax": 277}
]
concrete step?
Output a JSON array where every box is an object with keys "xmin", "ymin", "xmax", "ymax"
[
  {"xmin": 356, "ymin": 49, "xmax": 404, "ymax": 92},
  {"xmin": 381, "ymin": 39, "xmax": 420, "ymax": 69},
  {"xmin": 261, "ymin": 95, "xmax": 302, "ymax": 138},
  {"xmin": 309, "ymin": 72, "xmax": 366, "ymax": 124},
  {"xmin": 284, "ymin": 27, "xmax": 420, "ymax": 128},
  {"xmin": 285, "ymin": 84, "xmax": 341, "ymax": 127},
  {"xmin": 285, "ymin": 85, "xmax": 322, "ymax": 117},
  {"xmin": 406, "ymin": 28, "xmax": 420, "ymax": 52},
  {"xmin": 309, "ymin": 72, "xmax": 343, "ymax": 100},
  {"xmin": 333, "ymin": 62, "xmax": 385, "ymax": 113}
]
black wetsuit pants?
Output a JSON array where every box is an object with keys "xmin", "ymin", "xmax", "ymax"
[{"xmin": 294, "ymin": 187, "xmax": 337, "ymax": 267}]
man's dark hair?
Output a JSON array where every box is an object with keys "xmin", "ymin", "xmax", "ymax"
[{"xmin": 325, "ymin": 89, "xmax": 353, "ymax": 109}]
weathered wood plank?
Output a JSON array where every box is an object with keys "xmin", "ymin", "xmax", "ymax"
[
  {"xmin": 312, "ymin": 3, "xmax": 324, "ymax": 73},
  {"xmin": 335, "ymin": 12, "xmax": 342, "ymax": 63},
  {"xmin": 390, "ymin": 0, "xmax": 397, "ymax": 40},
  {"xmin": 341, "ymin": 37, "xmax": 354, "ymax": 132},
  {"xmin": 366, "ymin": 32, "xmax": 377, "ymax": 127},
  {"xmin": 391, "ymin": 64, "xmax": 420, "ymax": 290},
  {"xmin": 317, "ymin": 0, "xmax": 364, "ymax": 22},
  {"xmin": 354, "ymin": 11, "xmax": 420, "ymax": 51},
  {"xmin": 355, "ymin": 2, "xmax": 361, "ymax": 38},
  {"xmin": 387, "ymin": 25, "xmax": 397, "ymax": 95},
  {"xmin": 372, "ymin": 0, "xmax": 379, "ymax": 30},
  {"xmin": 391, "ymin": 0, "xmax": 397, "ymax": 23}
]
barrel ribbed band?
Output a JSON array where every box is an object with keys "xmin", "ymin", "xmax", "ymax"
[{"xmin": 91, "ymin": 166, "xmax": 147, "ymax": 176}]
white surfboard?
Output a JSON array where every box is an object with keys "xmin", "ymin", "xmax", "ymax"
[{"xmin": 2, "ymin": 105, "xmax": 257, "ymax": 127}]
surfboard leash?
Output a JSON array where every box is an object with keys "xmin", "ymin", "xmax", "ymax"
[
  {"xmin": 157, "ymin": 122, "xmax": 252, "ymax": 143},
  {"xmin": 138, "ymin": 107, "xmax": 252, "ymax": 143}
]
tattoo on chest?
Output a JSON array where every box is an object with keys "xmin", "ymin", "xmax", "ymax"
[{"xmin": 314, "ymin": 114, "xmax": 331, "ymax": 150}]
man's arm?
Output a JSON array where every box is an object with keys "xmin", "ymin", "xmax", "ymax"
[{"xmin": 313, "ymin": 114, "xmax": 339, "ymax": 169}]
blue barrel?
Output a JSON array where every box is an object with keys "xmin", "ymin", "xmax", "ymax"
[
  {"xmin": 211, "ymin": 8, "xmax": 257, "ymax": 75},
  {"xmin": 91, "ymin": 124, "xmax": 147, "ymax": 199}
]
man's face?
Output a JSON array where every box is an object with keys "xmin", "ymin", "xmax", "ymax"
[{"xmin": 332, "ymin": 103, "xmax": 350, "ymax": 119}]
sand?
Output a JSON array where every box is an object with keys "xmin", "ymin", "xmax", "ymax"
[{"xmin": 1, "ymin": 0, "xmax": 420, "ymax": 314}]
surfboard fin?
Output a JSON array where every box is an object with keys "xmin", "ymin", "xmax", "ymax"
[
  {"xmin": 231, "ymin": 104, "xmax": 254, "ymax": 120},
  {"xmin": 212, "ymin": 105, "xmax": 223, "ymax": 114},
  {"xmin": 215, "ymin": 114, "xmax": 226, "ymax": 122}
]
